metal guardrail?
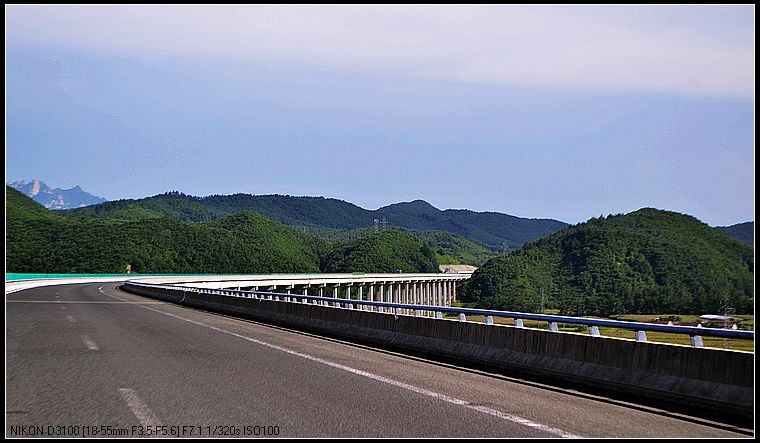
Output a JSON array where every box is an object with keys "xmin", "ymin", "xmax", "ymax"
[{"xmin": 125, "ymin": 281, "xmax": 754, "ymax": 347}]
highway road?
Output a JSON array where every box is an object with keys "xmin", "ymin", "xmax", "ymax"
[{"xmin": 6, "ymin": 283, "xmax": 753, "ymax": 438}]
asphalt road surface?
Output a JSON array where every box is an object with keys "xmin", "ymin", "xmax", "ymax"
[{"xmin": 6, "ymin": 283, "xmax": 753, "ymax": 438}]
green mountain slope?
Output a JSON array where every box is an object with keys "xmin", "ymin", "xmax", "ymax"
[
  {"xmin": 6, "ymin": 186, "xmax": 55, "ymax": 219},
  {"xmin": 65, "ymin": 192, "xmax": 568, "ymax": 249},
  {"xmin": 463, "ymin": 209, "xmax": 754, "ymax": 315},
  {"xmin": 322, "ymin": 230, "xmax": 438, "ymax": 273},
  {"xmin": 302, "ymin": 226, "xmax": 496, "ymax": 266},
  {"xmin": 62, "ymin": 192, "xmax": 219, "ymax": 222},
  {"xmin": 7, "ymin": 187, "xmax": 327, "ymax": 274},
  {"xmin": 718, "ymin": 221, "xmax": 754, "ymax": 247},
  {"xmin": 7, "ymin": 188, "xmax": 446, "ymax": 274},
  {"xmin": 376, "ymin": 201, "xmax": 568, "ymax": 249}
]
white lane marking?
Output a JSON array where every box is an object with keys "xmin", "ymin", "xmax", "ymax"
[
  {"xmin": 100, "ymin": 288, "xmax": 581, "ymax": 438},
  {"xmin": 80, "ymin": 335, "xmax": 100, "ymax": 351},
  {"xmin": 61, "ymin": 306, "xmax": 67, "ymax": 311},
  {"xmin": 118, "ymin": 388, "xmax": 164, "ymax": 427},
  {"xmin": 66, "ymin": 315, "xmax": 76, "ymax": 323}
]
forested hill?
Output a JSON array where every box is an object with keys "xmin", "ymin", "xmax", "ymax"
[
  {"xmin": 463, "ymin": 208, "xmax": 754, "ymax": 315},
  {"xmin": 718, "ymin": 221, "xmax": 754, "ymax": 246},
  {"xmin": 63, "ymin": 192, "xmax": 568, "ymax": 249},
  {"xmin": 322, "ymin": 231, "xmax": 438, "ymax": 273},
  {"xmin": 6, "ymin": 187, "xmax": 444, "ymax": 274},
  {"xmin": 302, "ymin": 226, "xmax": 496, "ymax": 266},
  {"xmin": 6, "ymin": 187, "xmax": 327, "ymax": 274}
]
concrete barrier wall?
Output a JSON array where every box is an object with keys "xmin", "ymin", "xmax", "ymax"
[{"xmin": 123, "ymin": 284, "xmax": 754, "ymax": 418}]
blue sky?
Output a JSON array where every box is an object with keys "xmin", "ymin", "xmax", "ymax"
[{"xmin": 5, "ymin": 5, "xmax": 755, "ymax": 226}]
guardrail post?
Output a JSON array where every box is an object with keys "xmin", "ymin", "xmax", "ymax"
[
  {"xmin": 690, "ymin": 335, "xmax": 704, "ymax": 347},
  {"xmin": 589, "ymin": 326, "xmax": 600, "ymax": 337},
  {"xmin": 485, "ymin": 316, "xmax": 494, "ymax": 325},
  {"xmin": 635, "ymin": 331, "xmax": 647, "ymax": 342},
  {"xmin": 414, "ymin": 310, "xmax": 421, "ymax": 317},
  {"xmin": 549, "ymin": 322, "xmax": 559, "ymax": 332},
  {"xmin": 378, "ymin": 306, "xmax": 384, "ymax": 313},
  {"xmin": 435, "ymin": 312, "xmax": 443, "ymax": 319},
  {"xmin": 514, "ymin": 319, "xmax": 524, "ymax": 328},
  {"xmin": 458, "ymin": 313, "xmax": 466, "ymax": 322}
]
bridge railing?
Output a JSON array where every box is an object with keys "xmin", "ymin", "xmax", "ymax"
[{"xmin": 125, "ymin": 281, "xmax": 754, "ymax": 348}]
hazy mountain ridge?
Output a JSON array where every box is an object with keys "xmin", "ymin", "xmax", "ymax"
[
  {"xmin": 65, "ymin": 192, "xmax": 569, "ymax": 249},
  {"xmin": 8, "ymin": 179, "xmax": 106, "ymax": 210},
  {"xmin": 717, "ymin": 222, "xmax": 754, "ymax": 247}
]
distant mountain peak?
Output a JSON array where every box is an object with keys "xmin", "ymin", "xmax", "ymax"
[
  {"xmin": 7, "ymin": 179, "xmax": 106, "ymax": 210},
  {"xmin": 378, "ymin": 199, "xmax": 440, "ymax": 213}
]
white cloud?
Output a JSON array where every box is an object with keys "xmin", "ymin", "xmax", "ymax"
[{"xmin": 6, "ymin": 5, "xmax": 755, "ymax": 97}]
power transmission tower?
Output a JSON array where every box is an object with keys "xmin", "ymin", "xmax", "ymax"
[{"xmin": 373, "ymin": 217, "xmax": 387, "ymax": 233}]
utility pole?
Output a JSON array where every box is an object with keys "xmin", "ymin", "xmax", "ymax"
[{"xmin": 721, "ymin": 294, "xmax": 734, "ymax": 348}]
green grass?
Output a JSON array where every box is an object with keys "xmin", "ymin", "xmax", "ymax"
[
  {"xmin": 613, "ymin": 313, "xmax": 754, "ymax": 330},
  {"xmin": 439, "ymin": 312, "xmax": 754, "ymax": 352}
]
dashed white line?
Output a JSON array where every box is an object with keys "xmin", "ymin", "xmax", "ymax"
[
  {"xmin": 80, "ymin": 335, "xmax": 100, "ymax": 351},
  {"xmin": 100, "ymin": 288, "xmax": 582, "ymax": 438},
  {"xmin": 118, "ymin": 388, "xmax": 164, "ymax": 427}
]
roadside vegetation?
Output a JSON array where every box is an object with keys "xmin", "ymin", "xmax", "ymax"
[{"xmin": 448, "ymin": 303, "xmax": 754, "ymax": 351}]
